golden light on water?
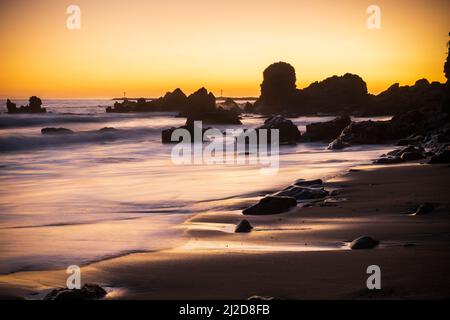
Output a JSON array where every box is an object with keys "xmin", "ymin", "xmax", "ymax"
[{"xmin": 0, "ymin": 0, "xmax": 448, "ymax": 98}]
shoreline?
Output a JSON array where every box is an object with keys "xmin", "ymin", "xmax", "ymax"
[{"xmin": 1, "ymin": 160, "xmax": 449, "ymax": 299}]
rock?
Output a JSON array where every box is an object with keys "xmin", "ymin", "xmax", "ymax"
[
  {"xmin": 368, "ymin": 80, "xmax": 445, "ymax": 116},
  {"xmin": 304, "ymin": 116, "xmax": 351, "ymax": 141},
  {"xmin": 41, "ymin": 127, "xmax": 74, "ymax": 135},
  {"xmin": 99, "ymin": 127, "xmax": 118, "ymax": 132},
  {"xmin": 429, "ymin": 148, "xmax": 450, "ymax": 164},
  {"xmin": 413, "ymin": 203, "xmax": 435, "ymax": 215},
  {"xmin": 274, "ymin": 185, "xmax": 328, "ymax": 201},
  {"xmin": 294, "ymin": 179, "xmax": 323, "ymax": 187},
  {"xmin": 161, "ymin": 119, "xmax": 212, "ymax": 144},
  {"xmin": 350, "ymin": 236, "xmax": 380, "ymax": 250},
  {"xmin": 106, "ymin": 98, "xmax": 159, "ymax": 113},
  {"xmin": 396, "ymin": 135, "xmax": 423, "ymax": 146},
  {"xmin": 7, "ymin": 96, "xmax": 47, "ymax": 114},
  {"xmin": 44, "ymin": 284, "xmax": 107, "ymax": 300},
  {"xmin": 243, "ymin": 102, "xmax": 255, "ymax": 113},
  {"xmin": 160, "ymin": 88, "xmax": 188, "ymax": 111},
  {"xmin": 243, "ymin": 196, "xmax": 297, "ymax": 215},
  {"xmin": 400, "ymin": 151, "xmax": 424, "ymax": 161},
  {"xmin": 374, "ymin": 156, "xmax": 403, "ymax": 164},
  {"xmin": 257, "ymin": 62, "xmax": 298, "ymax": 114},
  {"xmin": 328, "ymin": 109, "xmax": 433, "ymax": 149},
  {"xmin": 300, "ymin": 73, "xmax": 369, "ymax": 115},
  {"xmin": 235, "ymin": 220, "xmax": 253, "ymax": 233},
  {"xmin": 328, "ymin": 138, "xmax": 350, "ymax": 150},
  {"xmin": 255, "ymin": 115, "xmax": 301, "ymax": 144}
]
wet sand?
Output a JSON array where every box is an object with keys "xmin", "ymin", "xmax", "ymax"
[{"xmin": 1, "ymin": 162, "xmax": 450, "ymax": 299}]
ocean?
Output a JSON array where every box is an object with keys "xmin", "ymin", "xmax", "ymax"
[{"xmin": 0, "ymin": 99, "xmax": 393, "ymax": 273}]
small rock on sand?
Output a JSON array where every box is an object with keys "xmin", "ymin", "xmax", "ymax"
[
  {"xmin": 235, "ymin": 220, "xmax": 253, "ymax": 233},
  {"xmin": 243, "ymin": 196, "xmax": 297, "ymax": 215},
  {"xmin": 350, "ymin": 236, "xmax": 380, "ymax": 250}
]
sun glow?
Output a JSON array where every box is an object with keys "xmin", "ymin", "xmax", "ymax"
[{"xmin": 0, "ymin": 0, "xmax": 448, "ymax": 99}]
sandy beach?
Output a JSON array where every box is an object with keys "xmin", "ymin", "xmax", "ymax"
[{"xmin": 1, "ymin": 161, "xmax": 449, "ymax": 300}]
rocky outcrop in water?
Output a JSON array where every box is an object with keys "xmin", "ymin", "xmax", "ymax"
[
  {"xmin": 162, "ymin": 119, "xmax": 212, "ymax": 144},
  {"xmin": 242, "ymin": 115, "xmax": 301, "ymax": 144},
  {"xmin": 41, "ymin": 127, "xmax": 74, "ymax": 135},
  {"xmin": 303, "ymin": 116, "xmax": 351, "ymax": 141},
  {"xmin": 7, "ymin": 96, "xmax": 47, "ymax": 114}
]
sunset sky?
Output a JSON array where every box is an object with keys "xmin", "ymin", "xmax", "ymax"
[{"xmin": 0, "ymin": 0, "xmax": 449, "ymax": 99}]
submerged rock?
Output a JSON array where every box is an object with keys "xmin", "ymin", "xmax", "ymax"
[
  {"xmin": 41, "ymin": 127, "xmax": 74, "ymax": 135},
  {"xmin": 235, "ymin": 219, "xmax": 253, "ymax": 233},
  {"xmin": 350, "ymin": 236, "xmax": 379, "ymax": 250},
  {"xmin": 44, "ymin": 284, "xmax": 107, "ymax": 300},
  {"xmin": 243, "ymin": 196, "xmax": 297, "ymax": 215}
]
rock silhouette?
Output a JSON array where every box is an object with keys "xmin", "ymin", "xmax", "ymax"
[
  {"xmin": 303, "ymin": 116, "xmax": 351, "ymax": 141},
  {"xmin": 254, "ymin": 61, "xmax": 446, "ymax": 116},
  {"xmin": 256, "ymin": 62, "xmax": 297, "ymax": 114},
  {"xmin": 7, "ymin": 96, "xmax": 47, "ymax": 114}
]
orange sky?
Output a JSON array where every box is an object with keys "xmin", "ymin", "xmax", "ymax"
[{"xmin": 0, "ymin": 0, "xmax": 449, "ymax": 99}]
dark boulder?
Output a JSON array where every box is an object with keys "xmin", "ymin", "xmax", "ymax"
[
  {"xmin": 304, "ymin": 116, "xmax": 351, "ymax": 141},
  {"xmin": 401, "ymin": 151, "xmax": 425, "ymax": 161},
  {"xmin": 99, "ymin": 127, "xmax": 118, "ymax": 132},
  {"xmin": 161, "ymin": 119, "xmax": 212, "ymax": 144},
  {"xmin": 255, "ymin": 115, "xmax": 301, "ymax": 144},
  {"xmin": 235, "ymin": 220, "xmax": 253, "ymax": 233},
  {"xmin": 41, "ymin": 127, "xmax": 74, "ymax": 135},
  {"xmin": 243, "ymin": 196, "xmax": 297, "ymax": 215},
  {"xmin": 328, "ymin": 138, "xmax": 350, "ymax": 150},
  {"xmin": 328, "ymin": 111, "xmax": 427, "ymax": 150},
  {"xmin": 294, "ymin": 179, "xmax": 323, "ymax": 187},
  {"xmin": 274, "ymin": 185, "xmax": 328, "ymax": 201},
  {"xmin": 44, "ymin": 284, "xmax": 107, "ymax": 300},
  {"xmin": 350, "ymin": 236, "xmax": 379, "ymax": 250},
  {"xmin": 374, "ymin": 156, "xmax": 403, "ymax": 164}
]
